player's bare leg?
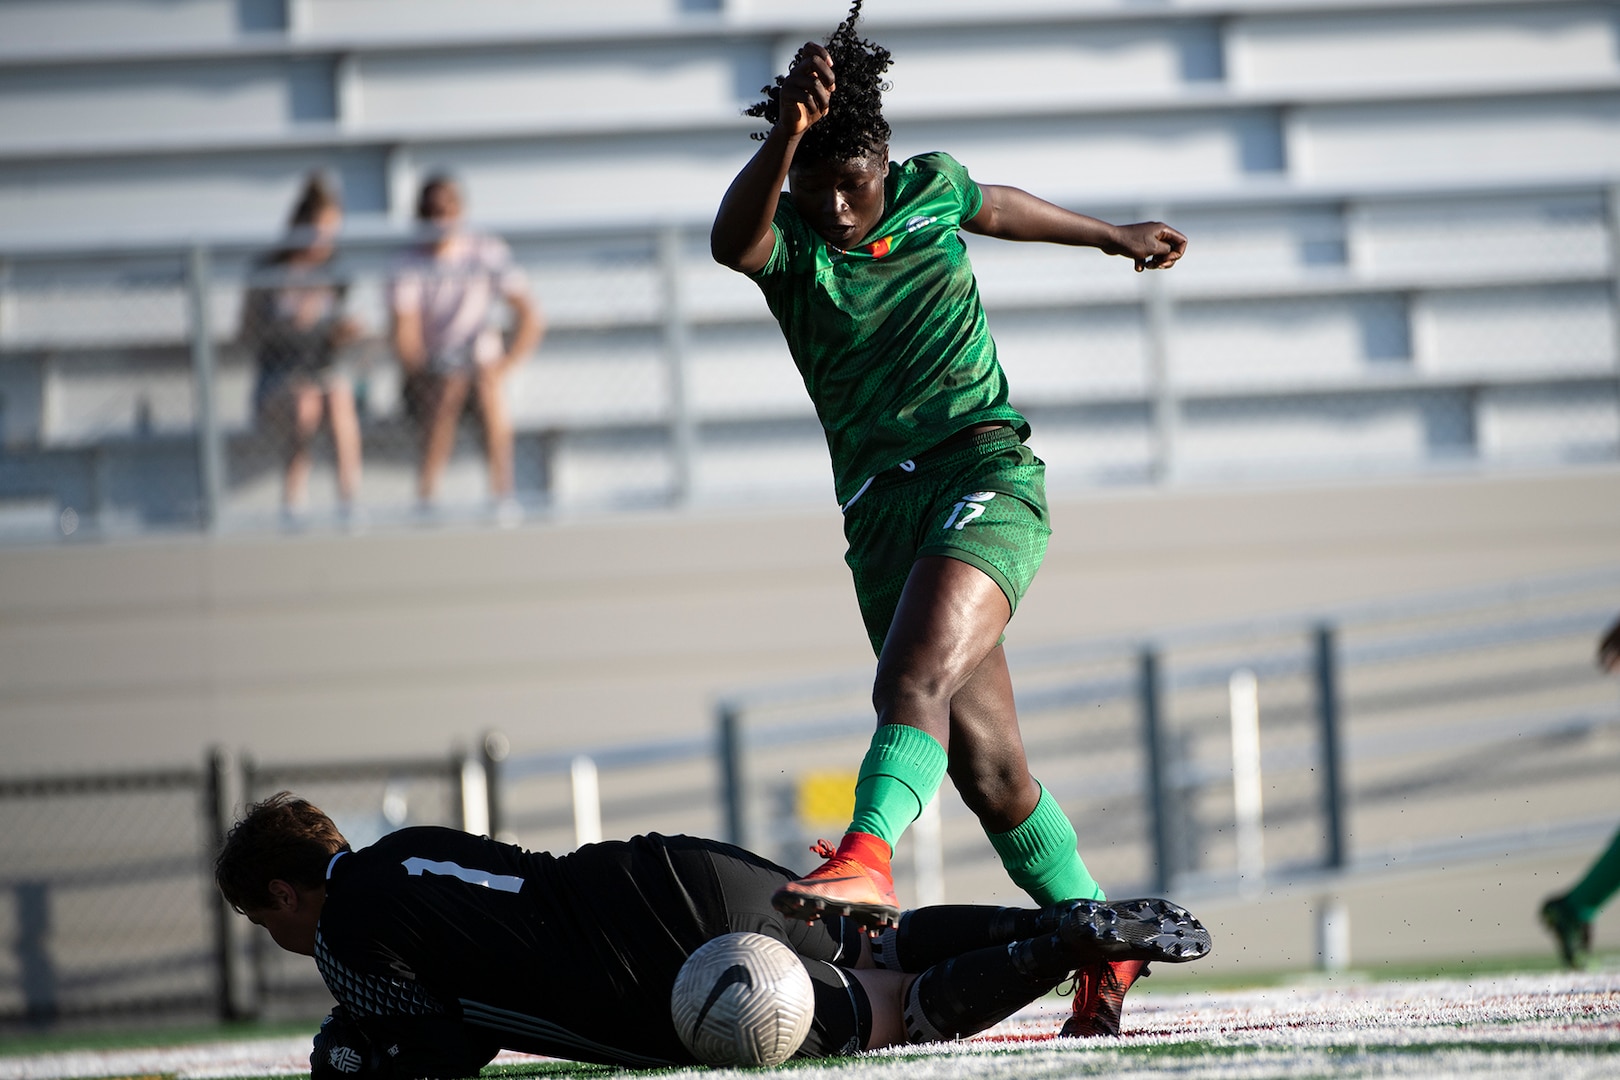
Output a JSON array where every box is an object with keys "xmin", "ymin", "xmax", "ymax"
[
  {"xmin": 847, "ymin": 969, "xmax": 914, "ymax": 1048},
  {"xmin": 772, "ymin": 557, "xmax": 1007, "ymax": 929},
  {"xmin": 951, "ymin": 632, "xmax": 1108, "ymax": 907},
  {"xmin": 946, "ymin": 644, "xmax": 1039, "ymax": 831},
  {"xmin": 946, "ymin": 597, "xmax": 1161, "ymax": 1037},
  {"xmin": 875, "ymin": 558, "xmax": 1011, "ymax": 734}
]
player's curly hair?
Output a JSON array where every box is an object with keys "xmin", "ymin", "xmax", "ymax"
[
  {"xmin": 745, "ymin": 0, "xmax": 892, "ymax": 163},
  {"xmin": 215, "ymin": 791, "xmax": 350, "ymax": 913}
]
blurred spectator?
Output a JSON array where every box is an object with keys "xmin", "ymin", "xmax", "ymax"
[
  {"xmin": 391, "ymin": 175, "xmax": 544, "ymax": 521},
  {"xmin": 1537, "ymin": 615, "xmax": 1620, "ymax": 969},
  {"xmin": 241, "ymin": 173, "xmax": 364, "ymax": 525}
]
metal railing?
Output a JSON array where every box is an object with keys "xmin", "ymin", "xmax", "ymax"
[
  {"xmin": 0, "ymin": 755, "xmax": 232, "ymax": 1027},
  {"xmin": 500, "ymin": 565, "xmax": 1620, "ymax": 904}
]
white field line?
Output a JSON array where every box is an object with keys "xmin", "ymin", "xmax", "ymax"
[
  {"xmin": 0, "ymin": 1038, "xmax": 312, "ymax": 1080},
  {"xmin": 1, "ymin": 972, "xmax": 1615, "ymax": 1080}
]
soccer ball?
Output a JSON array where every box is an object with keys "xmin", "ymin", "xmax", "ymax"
[{"xmin": 670, "ymin": 932, "xmax": 816, "ymax": 1067}]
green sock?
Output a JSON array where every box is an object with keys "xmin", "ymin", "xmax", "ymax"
[
  {"xmin": 847, "ymin": 724, "xmax": 949, "ymax": 851},
  {"xmin": 1566, "ymin": 825, "xmax": 1620, "ymax": 922},
  {"xmin": 987, "ymin": 784, "xmax": 1104, "ymax": 905}
]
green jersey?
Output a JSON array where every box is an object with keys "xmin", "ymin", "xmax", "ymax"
[{"xmin": 748, "ymin": 152, "xmax": 1029, "ymax": 505}]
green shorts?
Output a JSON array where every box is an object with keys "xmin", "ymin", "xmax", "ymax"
[{"xmin": 841, "ymin": 425, "xmax": 1051, "ymax": 656}]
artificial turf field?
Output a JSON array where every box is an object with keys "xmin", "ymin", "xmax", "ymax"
[{"xmin": 5, "ymin": 964, "xmax": 1617, "ymax": 1080}]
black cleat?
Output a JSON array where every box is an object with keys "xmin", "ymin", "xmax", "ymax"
[
  {"xmin": 1059, "ymin": 897, "xmax": 1212, "ymax": 963},
  {"xmin": 1032, "ymin": 899, "xmax": 1085, "ymax": 935}
]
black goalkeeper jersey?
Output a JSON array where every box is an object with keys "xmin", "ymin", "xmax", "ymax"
[{"xmin": 314, "ymin": 827, "xmax": 735, "ymax": 1068}]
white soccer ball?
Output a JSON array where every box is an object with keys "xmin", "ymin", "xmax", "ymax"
[{"xmin": 670, "ymin": 932, "xmax": 816, "ymax": 1067}]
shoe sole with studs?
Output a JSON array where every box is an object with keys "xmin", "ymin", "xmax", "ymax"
[
  {"xmin": 771, "ymin": 888, "xmax": 900, "ymax": 930},
  {"xmin": 1060, "ymin": 898, "xmax": 1212, "ymax": 962}
]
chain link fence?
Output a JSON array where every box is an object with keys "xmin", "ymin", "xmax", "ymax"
[
  {"xmin": 0, "ymin": 750, "xmax": 480, "ymax": 1033},
  {"xmin": 0, "ymin": 762, "xmax": 227, "ymax": 1030},
  {"xmin": 2, "ymin": 181, "xmax": 1616, "ymax": 542}
]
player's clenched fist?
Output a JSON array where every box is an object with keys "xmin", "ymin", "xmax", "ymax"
[
  {"xmin": 779, "ymin": 43, "xmax": 836, "ymax": 136},
  {"xmin": 1103, "ymin": 221, "xmax": 1189, "ymax": 272}
]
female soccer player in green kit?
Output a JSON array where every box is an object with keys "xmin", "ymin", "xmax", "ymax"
[{"xmin": 710, "ymin": 2, "xmax": 1188, "ymax": 1036}]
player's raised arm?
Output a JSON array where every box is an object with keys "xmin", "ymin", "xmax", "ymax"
[
  {"xmin": 710, "ymin": 43, "xmax": 836, "ymax": 274},
  {"xmin": 963, "ymin": 183, "xmax": 1188, "ymax": 272}
]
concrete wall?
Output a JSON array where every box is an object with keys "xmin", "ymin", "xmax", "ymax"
[{"xmin": 4, "ymin": 466, "xmax": 1618, "ymax": 776}]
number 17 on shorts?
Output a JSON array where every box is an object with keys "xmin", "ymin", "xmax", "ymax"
[{"xmin": 941, "ymin": 491, "xmax": 997, "ymax": 531}]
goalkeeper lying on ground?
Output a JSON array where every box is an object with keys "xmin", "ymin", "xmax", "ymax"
[{"xmin": 217, "ymin": 793, "xmax": 1211, "ymax": 1075}]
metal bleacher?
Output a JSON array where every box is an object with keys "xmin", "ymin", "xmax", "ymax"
[{"xmin": 0, "ymin": 0, "xmax": 1617, "ymax": 536}]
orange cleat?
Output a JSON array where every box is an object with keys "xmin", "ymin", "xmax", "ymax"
[
  {"xmin": 1061, "ymin": 958, "xmax": 1149, "ymax": 1037},
  {"xmin": 771, "ymin": 832, "xmax": 901, "ymax": 930}
]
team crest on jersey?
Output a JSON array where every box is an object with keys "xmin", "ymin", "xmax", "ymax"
[
  {"xmin": 864, "ymin": 235, "xmax": 894, "ymax": 258},
  {"xmin": 831, "ymin": 235, "xmax": 893, "ymax": 261},
  {"xmin": 830, "ymin": 214, "xmax": 939, "ymax": 262}
]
